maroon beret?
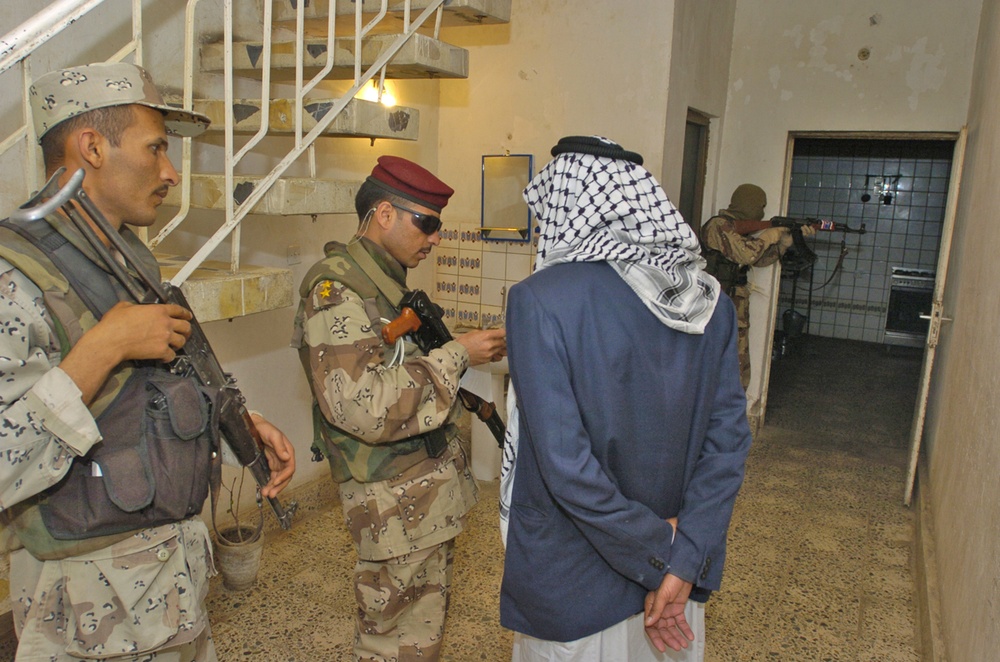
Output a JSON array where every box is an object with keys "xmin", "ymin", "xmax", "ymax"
[{"xmin": 366, "ymin": 155, "xmax": 454, "ymax": 213}]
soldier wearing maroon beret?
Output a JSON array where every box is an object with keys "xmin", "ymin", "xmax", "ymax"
[{"xmin": 293, "ymin": 156, "xmax": 507, "ymax": 660}]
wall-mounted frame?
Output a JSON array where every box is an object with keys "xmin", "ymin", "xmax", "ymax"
[{"xmin": 481, "ymin": 154, "xmax": 533, "ymax": 242}]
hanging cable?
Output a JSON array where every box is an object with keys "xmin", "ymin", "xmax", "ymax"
[
  {"xmin": 807, "ymin": 236, "xmax": 849, "ymax": 291},
  {"xmin": 382, "ymin": 317, "xmax": 406, "ymax": 367}
]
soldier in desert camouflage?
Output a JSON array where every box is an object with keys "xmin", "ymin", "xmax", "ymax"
[
  {"xmin": 700, "ymin": 184, "xmax": 815, "ymax": 389},
  {"xmin": 292, "ymin": 156, "xmax": 506, "ymax": 661},
  {"xmin": 0, "ymin": 62, "xmax": 295, "ymax": 661}
]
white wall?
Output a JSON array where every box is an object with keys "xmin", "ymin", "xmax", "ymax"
[
  {"xmin": 659, "ymin": 0, "xmax": 737, "ymax": 203},
  {"xmin": 436, "ymin": 0, "xmax": 675, "ymax": 222},
  {"xmin": 921, "ymin": 1, "xmax": 1000, "ymax": 657},
  {"xmin": 720, "ymin": 0, "xmax": 982, "ymax": 409}
]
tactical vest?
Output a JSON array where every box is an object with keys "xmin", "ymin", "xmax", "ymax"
[
  {"xmin": 295, "ymin": 240, "xmax": 452, "ymax": 484},
  {"xmin": 700, "ymin": 214, "xmax": 749, "ymax": 297},
  {"xmin": 0, "ymin": 215, "xmax": 215, "ymax": 561}
]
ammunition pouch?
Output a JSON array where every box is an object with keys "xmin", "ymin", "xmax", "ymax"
[
  {"xmin": 39, "ymin": 367, "xmax": 215, "ymax": 542},
  {"xmin": 703, "ymin": 247, "xmax": 748, "ymax": 297}
]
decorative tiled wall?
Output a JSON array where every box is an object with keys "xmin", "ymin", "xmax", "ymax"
[
  {"xmin": 434, "ymin": 222, "xmax": 535, "ymax": 331},
  {"xmin": 780, "ymin": 138, "xmax": 953, "ymax": 343}
]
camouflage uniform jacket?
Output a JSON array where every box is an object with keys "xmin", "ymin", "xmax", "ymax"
[
  {"xmin": 0, "ymin": 216, "xmax": 215, "ymax": 656},
  {"xmin": 292, "ymin": 238, "xmax": 478, "ymax": 560}
]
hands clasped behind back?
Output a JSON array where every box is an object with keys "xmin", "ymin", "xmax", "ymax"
[{"xmin": 456, "ymin": 327, "xmax": 507, "ymax": 366}]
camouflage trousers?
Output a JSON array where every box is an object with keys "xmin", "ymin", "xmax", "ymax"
[
  {"xmin": 731, "ymin": 284, "xmax": 751, "ymax": 390},
  {"xmin": 12, "ymin": 630, "xmax": 217, "ymax": 662},
  {"xmin": 11, "ymin": 519, "xmax": 217, "ymax": 662},
  {"xmin": 354, "ymin": 539, "xmax": 455, "ymax": 662}
]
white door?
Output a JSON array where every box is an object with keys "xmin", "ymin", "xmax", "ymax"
[{"xmin": 903, "ymin": 127, "xmax": 966, "ymax": 506}]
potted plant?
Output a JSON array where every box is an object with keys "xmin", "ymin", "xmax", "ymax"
[{"xmin": 212, "ymin": 468, "xmax": 265, "ymax": 592}]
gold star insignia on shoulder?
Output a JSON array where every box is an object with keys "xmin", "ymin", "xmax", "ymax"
[{"xmin": 318, "ymin": 280, "xmax": 333, "ymax": 298}]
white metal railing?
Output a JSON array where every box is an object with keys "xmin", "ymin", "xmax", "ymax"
[
  {"xmin": 1, "ymin": 0, "xmax": 447, "ymax": 288},
  {"xmin": 162, "ymin": 0, "xmax": 446, "ymax": 285},
  {"xmin": 0, "ymin": 0, "xmax": 143, "ymax": 199}
]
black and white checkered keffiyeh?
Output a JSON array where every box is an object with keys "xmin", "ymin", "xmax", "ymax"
[{"xmin": 500, "ymin": 137, "xmax": 720, "ymax": 544}]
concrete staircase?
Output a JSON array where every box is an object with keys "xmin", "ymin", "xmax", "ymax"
[{"xmin": 168, "ymin": 0, "xmax": 510, "ymax": 322}]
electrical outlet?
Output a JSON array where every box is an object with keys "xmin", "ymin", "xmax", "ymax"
[{"xmin": 287, "ymin": 244, "xmax": 302, "ymax": 265}]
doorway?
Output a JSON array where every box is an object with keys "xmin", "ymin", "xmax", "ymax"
[
  {"xmin": 776, "ymin": 136, "xmax": 955, "ymax": 347},
  {"xmin": 759, "ymin": 133, "xmax": 962, "ymax": 469},
  {"xmin": 678, "ymin": 109, "xmax": 711, "ymax": 231}
]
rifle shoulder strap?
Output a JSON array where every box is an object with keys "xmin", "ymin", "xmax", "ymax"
[
  {"xmin": 0, "ymin": 216, "xmax": 120, "ymax": 319},
  {"xmin": 346, "ymin": 239, "xmax": 406, "ymax": 307}
]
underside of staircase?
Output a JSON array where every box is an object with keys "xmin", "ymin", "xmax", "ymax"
[{"xmin": 165, "ymin": 0, "xmax": 510, "ymax": 322}]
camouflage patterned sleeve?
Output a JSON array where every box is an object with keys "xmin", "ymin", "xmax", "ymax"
[
  {"xmin": 299, "ymin": 279, "xmax": 468, "ymax": 444},
  {"xmin": 702, "ymin": 216, "xmax": 784, "ymax": 268},
  {"xmin": 0, "ymin": 261, "xmax": 101, "ymax": 510}
]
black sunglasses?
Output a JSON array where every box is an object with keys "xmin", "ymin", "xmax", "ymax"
[{"xmin": 392, "ymin": 204, "xmax": 442, "ymax": 236}]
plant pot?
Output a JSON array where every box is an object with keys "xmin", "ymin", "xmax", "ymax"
[{"xmin": 214, "ymin": 525, "xmax": 264, "ymax": 591}]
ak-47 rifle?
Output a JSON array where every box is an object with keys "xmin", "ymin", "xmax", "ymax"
[
  {"xmin": 381, "ymin": 291, "xmax": 507, "ymax": 448},
  {"xmin": 732, "ymin": 216, "xmax": 867, "ymax": 236},
  {"xmin": 732, "ymin": 216, "xmax": 867, "ymax": 274},
  {"xmin": 11, "ymin": 168, "xmax": 296, "ymax": 530}
]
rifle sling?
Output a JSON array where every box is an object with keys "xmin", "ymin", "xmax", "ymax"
[
  {"xmin": 344, "ymin": 239, "xmax": 450, "ymax": 459},
  {"xmin": 0, "ymin": 216, "xmax": 121, "ymax": 319},
  {"xmin": 347, "ymin": 239, "xmax": 406, "ymax": 308}
]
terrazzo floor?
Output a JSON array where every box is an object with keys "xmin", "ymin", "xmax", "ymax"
[{"xmin": 0, "ymin": 334, "xmax": 924, "ymax": 660}]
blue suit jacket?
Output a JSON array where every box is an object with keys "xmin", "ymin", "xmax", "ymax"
[{"xmin": 499, "ymin": 262, "xmax": 752, "ymax": 642}]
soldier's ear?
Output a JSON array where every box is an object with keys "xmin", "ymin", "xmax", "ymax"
[
  {"xmin": 75, "ymin": 128, "xmax": 106, "ymax": 170},
  {"xmin": 373, "ymin": 200, "xmax": 395, "ymax": 230}
]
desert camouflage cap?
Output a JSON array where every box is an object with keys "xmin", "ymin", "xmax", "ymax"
[{"xmin": 29, "ymin": 62, "xmax": 210, "ymax": 143}]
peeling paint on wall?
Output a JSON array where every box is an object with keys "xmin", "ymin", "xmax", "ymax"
[
  {"xmin": 784, "ymin": 25, "xmax": 804, "ymax": 49},
  {"xmin": 783, "ymin": 17, "xmax": 869, "ymax": 83},
  {"xmin": 769, "ymin": 65, "xmax": 781, "ymax": 88},
  {"xmin": 900, "ymin": 37, "xmax": 947, "ymax": 111},
  {"xmin": 807, "ymin": 17, "xmax": 844, "ymax": 73}
]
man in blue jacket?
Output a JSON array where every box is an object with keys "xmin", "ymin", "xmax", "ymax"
[{"xmin": 499, "ymin": 136, "xmax": 752, "ymax": 661}]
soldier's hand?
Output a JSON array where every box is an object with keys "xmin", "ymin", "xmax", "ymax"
[
  {"xmin": 456, "ymin": 328, "xmax": 507, "ymax": 366},
  {"xmin": 61, "ymin": 301, "xmax": 192, "ymax": 403},
  {"xmin": 250, "ymin": 413, "xmax": 296, "ymax": 498},
  {"xmin": 800, "ymin": 224, "xmax": 818, "ymax": 238},
  {"xmin": 99, "ymin": 301, "xmax": 193, "ymax": 363},
  {"xmin": 779, "ymin": 228, "xmax": 795, "ymax": 249},
  {"xmin": 757, "ymin": 226, "xmax": 790, "ymax": 247}
]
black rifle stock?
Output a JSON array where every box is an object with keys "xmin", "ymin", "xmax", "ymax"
[
  {"xmin": 12, "ymin": 168, "xmax": 296, "ymax": 530},
  {"xmin": 382, "ymin": 290, "xmax": 507, "ymax": 448}
]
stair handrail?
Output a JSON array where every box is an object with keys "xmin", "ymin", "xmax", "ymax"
[
  {"xmin": 0, "ymin": 0, "xmax": 107, "ymax": 76},
  {"xmin": 0, "ymin": 0, "xmax": 147, "ymax": 207},
  {"xmin": 167, "ymin": 0, "xmax": 447, "ymax": 287},
  {"xmin": 1, "ymin": 0, "xmax": 449, "ymax": 291}
]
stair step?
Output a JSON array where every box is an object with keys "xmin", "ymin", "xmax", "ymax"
[
  {"xmin": 164, "ymin": 174, "xmax": 357, "ymax": 216},
  {"xmin": 272, "ymin": 0, "xmax": 511, "ymax": 29},
  {"xmin": 157, "ymin": 255, "xmax": 294, "ymax": 322},
  {"xmin": 201, "ymin": 32, "xmax": 468, "ymax": 80},
  {"xmin": 165, "ymin": 97, "xmax": 418, "ymax": 140}
]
